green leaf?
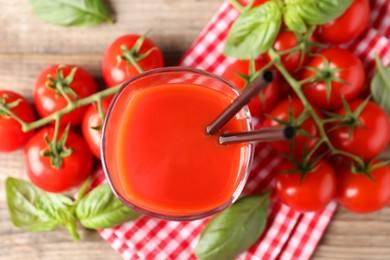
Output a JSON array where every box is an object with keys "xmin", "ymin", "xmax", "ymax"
[
  {"xmin": 5, "ymin": 177, "xmax": 76, "ymax": 233},
  {"xmin": 76, "ymin": 184, "xmax": 140, "ymax": 229},
  {"xmin": 284, "ymin": 0, "xmax": 353, "ymax": 29},
  {"xmin": 195, "ymin": 193, "xmax": 270, "ymax": 260},
  {"xmin": 28, "ymin": 0, "xmax": 113, "ymax": 27},
  {"xmin": 371, "ymin": 55, "xmax": 390, "ymax": 116},
  {"xmin": 223, "ymin": 1, "xmax": 282, "ymax": 59},
  {"xmin": 283, "ymin": 7, "xmax": 307, "ymax": 33}
]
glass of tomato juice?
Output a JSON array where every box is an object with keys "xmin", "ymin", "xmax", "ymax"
[{"xmin": 102, "ymin": 67, "xmax": 253, "ymax": 221}]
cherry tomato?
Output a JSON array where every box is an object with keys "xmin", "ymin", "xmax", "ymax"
[
  {"xmin": 337, "ymin": 160, "xmax": 390, "ymax": 213},
  {"xmin": 221, "ymin": 60, "xmax": 280, "ymax": 117},
  {"xmin": 263, "ymin": 97, "xmax": 322, "ymax": 158},
  {"xmin": 0, "ymin": 91, "xmax": 36, "ymax": 152},
  {"xmin": 276, "ymin": 159, "xmax": 337, "ymax": 212},
  {"xmin": 82, "ymin": 97, "xmax": 112, "ymax": 159},
  {"xmin": 328, "ymin": 100, "xmax": 390, "ymax": 161},
  {"xmin": 316, "ymin": 0, "xmax": 370, "ymax": 44},
  {"xmin": 34, "ymin": 65, "xmax": 98, "ymax": 126},
  {"xmin": 236, "ymin": 0, "xmax": 267, "ymax": 7},
  {"xmin": 270, "ymin": 31, "xmax": 313, "ymax": 73},
  {"xmin": 302, "ymin": 48, "xmax": 365, "ymax": 110},
  {"xmin": 25, "ymin": 127, "xmax": 93, "ymax": 193},
  {"xmin": 102, "ymin": 34, "xmax": 164, "ymax": 87}
]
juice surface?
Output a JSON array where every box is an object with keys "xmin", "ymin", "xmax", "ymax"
[{"xmin": 109, "ymin": 83, "xmax": 249, "ymax": 215}]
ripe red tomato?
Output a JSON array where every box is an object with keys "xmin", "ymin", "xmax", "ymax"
[
  {"xmin": 0, "ymin": 91, "xmax": 36, "ymax": 152},
  {"xmin": 25, "ymin": 127, "xmax": 93, "ymax": 193},
  {"xmin": 328, "ymin": 100, "xmax": 390, "ymax": 161},
  {"xmin": 82, "ymin": 97, "xmax": 112, "ymax": 159},
  {"xmin": 316, "ymin": 0, "xmax": 370, "ymax": 44},
  {"xmin": 236, "ymin": 0, "xmax": 267, "ymax": 7},
  {"xmin": 263, "ymin": 97, "xmax": 322, "ymax": 158},
  {"xmin": 102, "ymin": 34, "xmax": 164, "ymax": 87},
  {"xmin": 337, "ymin": 160, "xmax": 390, "ymax": 213},
  {"xmin": 271, "ymin": 31, "xmax": 313, "ymax": 73},
  {"xmin": 34, "ymin": 65, "xmax": 98, "ymax": 126},
  {"xmin": 302, "ymin": 48, "xmax": 365, "ymax": 110},
  {"xmin": 275, "ymin": 159, "xmax": 337, "ymax": 212},
  {"xmin": 221, "ymin": 60, "xmax": 280, "ymax": 117}
]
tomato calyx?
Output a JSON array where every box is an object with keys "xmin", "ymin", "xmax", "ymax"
[
  {"xmin": 40, "ymin": 124, "xmax": 73, "ymax": 170},
  {"xmin": 46, "ymin": 66, "xmax": 79, "ymax": 102},
  {"xmin": 0, "ymin": 94, "xmax": 21, "ymax": 118},
  {"xmin": 304, "ymin": 54, "xmax": 349, "ymax": 102},
  {"xmin": 325, "ymin": 97, "xmax": 369, "ymax": 138},
  {"xmin": 266, "ymin": 97, "xmax": 316, "ymax": 152},
  {"xmin": 351, "ymin": 160, "xmax": 390, "ymax": 182},
  {"xmin": 117, "ymin": 34, "xmax": 154, "ymax": 74},
  {"xmin": 280, "ymin": 148, "xmax": 324, "ymax": 183}
]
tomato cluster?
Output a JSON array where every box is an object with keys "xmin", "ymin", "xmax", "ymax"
[
  {"xmin": 222, "ymin": 0, "xmax": 390, "ymax": 214},
  {"xmin": 0, "ymin": 34, "xmax": 164, "ymax": 193}
]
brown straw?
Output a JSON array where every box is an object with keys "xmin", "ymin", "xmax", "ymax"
[
  {"xmin": 206, "ymin": 71, "xmax": 274, "ymax": 135},
  {"xmin": 219, "ymin": 126, "xmax": 296, "ymax": 145}
]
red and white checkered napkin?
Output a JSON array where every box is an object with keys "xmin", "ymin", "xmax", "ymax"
[{"xmin": 96, "ymin": 0, "xmax": 390, "ymax": 259}]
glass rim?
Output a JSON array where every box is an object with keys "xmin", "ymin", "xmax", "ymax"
[{"xmin": 101, "ymin": 66, "xmax": 254, "ymax": 221}]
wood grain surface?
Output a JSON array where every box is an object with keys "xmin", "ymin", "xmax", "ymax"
[{"xmin": 1, "ymin": 0, "xmax": 389, "ymax": 259}]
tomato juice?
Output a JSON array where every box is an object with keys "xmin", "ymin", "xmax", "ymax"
[{"xmin": 102, "ymin": 68, "xmax": 253, "ymax": 220}]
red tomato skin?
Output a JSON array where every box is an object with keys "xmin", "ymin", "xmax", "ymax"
[
  {"xmin": 102, "ymin": 34, "xmax": 164, "ymax": 87},
  {"xmin": 0, "ymin": 91, "xmax": 36, "ymax": 152},
  {"xmin": 271, "ymin": 31, "xmax": 312, "ymax": 73},
  {"xmin": 263, "ymin": 97, "xmax": 322, "ymax": 158},
  {"xmin": 236, "ymin": 0, "xmax": 267, "ymax": 7},
  {"xmin": 221, "ymin": 60, "xmax": 280, "ymax": 117},
  {"xmin": 34, "ymin": 65, "xmax": 98, "ymax": 126},
  {"xmin": 316, "ymin": 0, "xmax": 370, "ymax": 44},
  {"xmin": 337, "ymin": 161, "xmax": 390, "ymax": 213},
  {"xmin": 82, "ymin": 97, "xmax": 112, "ymax": 159},
  {"xmin": 276, "ymin": 160, "xmax": 337, "ymax": 212},
  {"xmin": 328, "ymin": 100, "xmax": 390, "ymax": 161},
  {"xmin": 25, "ymin": 127, "xmax": 93, "ymax": 193},
  {"xmin": 302, "ymin": 48, "xmax": 365, "ymax": 110}
]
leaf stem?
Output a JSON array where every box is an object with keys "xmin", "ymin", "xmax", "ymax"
[{"xmin": 74, "ymin": 176, "xmax": 91, "ymax": 206}]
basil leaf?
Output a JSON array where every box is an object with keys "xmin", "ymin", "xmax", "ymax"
[
  {"xmin": 195, "ymin": 193, "xmax": 270, "ymax": 260},
  {"xmin": 76, "ymin": 184, "xmax": 140, "ymax": 229},
  {"xmin": 28, "ymin": 0, "xmax": 113, "ymax": 27},
  {"xmin": 283, "ymin": 6, "xmax": 307, "ymax": 33},
  {"xmin": 223, "ymin": 1, "xmax": 282, "ymax": 59},
  {"xmin": 6, "ymin": 177, "xmax": 76, "ymax": 232},
  {"xmin": 371, "ymin": 56, "xmax": 390, "ymax": 115},
  {"xmin": 284, "ymin": 0, "xmax": 353, "ymax": 30}
]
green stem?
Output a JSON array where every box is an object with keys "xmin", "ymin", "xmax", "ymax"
[
  {"xmin": 125, "ymin": 51, "xmax": 143, "ymax": 74},
  {"xmin": 0, "ymin": 102, "xmax": 28, "ymax": 128},
  {"xmin": 269, "ymin": 49, "xmax": 364, "ymax": 166},
  {"xmin": 74, "ymin": 176, "xmax": 91, "ymax": 206},
  {"xmin": 228, "ymin": 0, "xmax": 245, "ymax": 13},
  {"xmin": 57, "ymin": 82, "xmax": 74, "ymax": 105},
  {"xmin": 65, "ymin": 221, "xmax": 80, "ymax": 241},
  {"xmin": 22, "ymin": 86, "xmax": 120, "ymax": 132},
  {"xmin": 51, "ymin": 117, "xmax": 61, "ymax": 165},
  {"xmin": 95, "ymin": 97, "xmax": 106, "ymax": 122}
]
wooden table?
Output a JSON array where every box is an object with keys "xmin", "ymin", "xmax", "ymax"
[{"xmin": 1, "ymin": 0, "xmax": 389, "ymax": 259}]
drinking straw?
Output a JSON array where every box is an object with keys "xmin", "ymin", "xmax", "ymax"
[
  {"xmin": 206, "ymin": 71, "xmax": 274, "ymax": 135},
  {"xmin": 219, "ymin": 125, "xmax": 296, "ymax": 145}
]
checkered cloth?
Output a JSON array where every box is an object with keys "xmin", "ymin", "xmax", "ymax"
[{"xmin": 95, "ymin": 0, "xmax": 390, "ymax": 259}]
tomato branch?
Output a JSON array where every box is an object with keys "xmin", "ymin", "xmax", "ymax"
[
  {"xmin": 268, "ymin": 48, "xmax": 364, "ymax": 166},
  {"xmin": 22, "ymin": 86, "xmax": 119, "ymax": 132}
]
